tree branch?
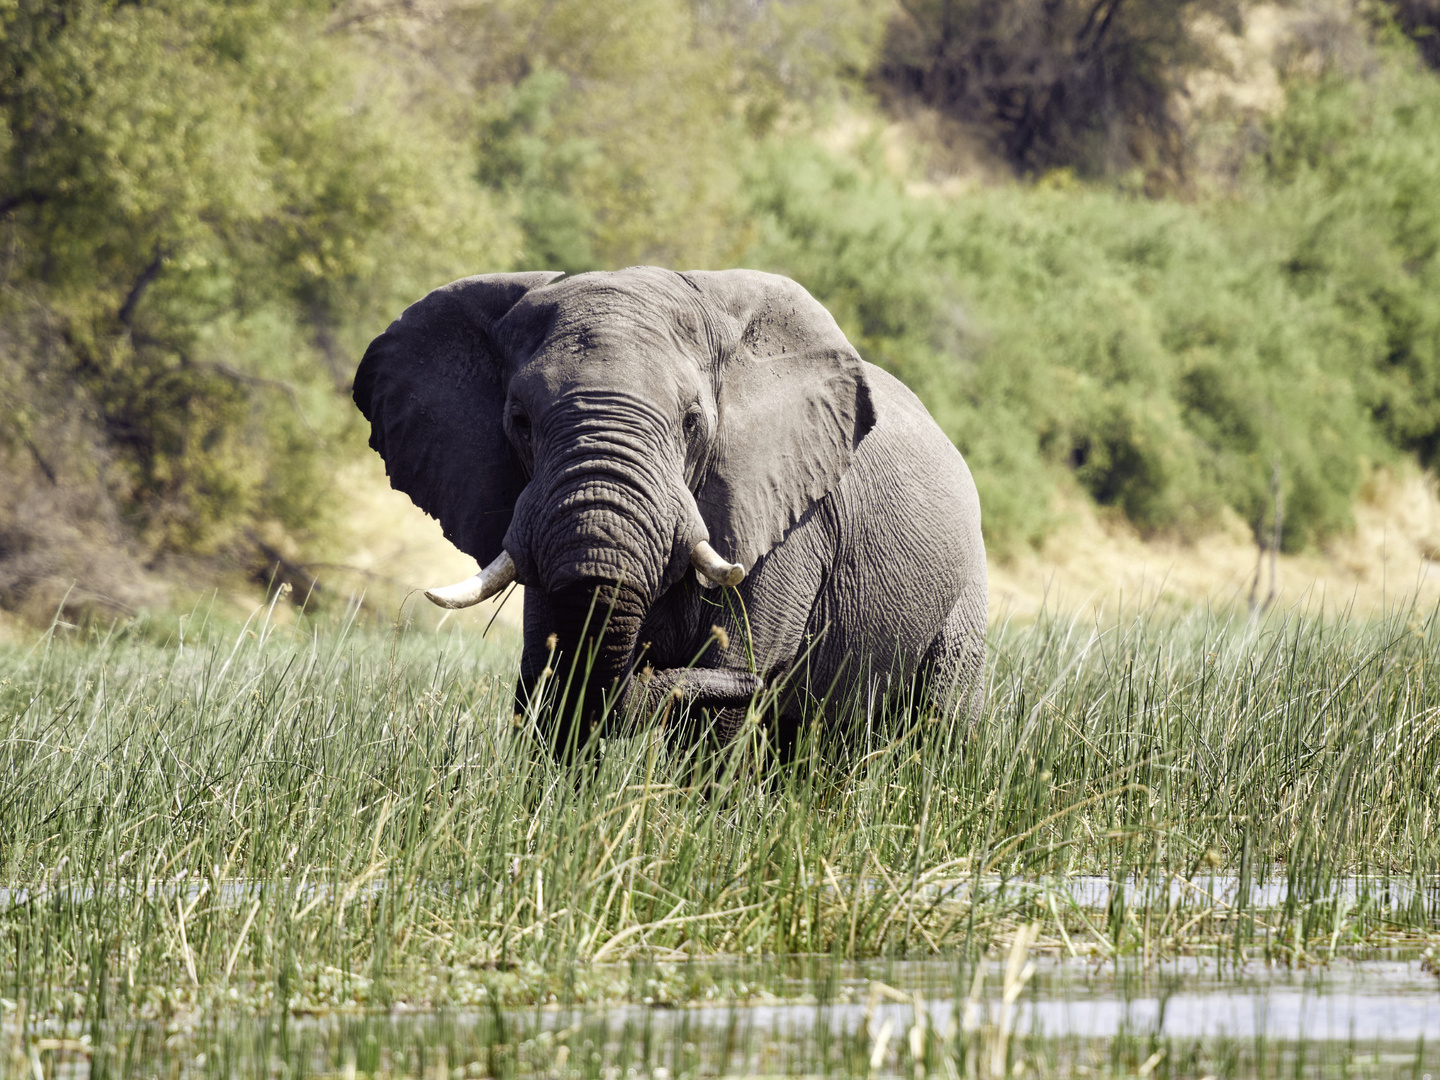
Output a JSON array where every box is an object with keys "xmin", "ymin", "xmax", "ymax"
[
  {"xmin": 196, "ymin": 361, "xmax": 322, "ymax": 438},
  {"xmin": 24, "ymin": 436, "xmax": 57, "ymax": 485},
  {"xmin": 117, "ymin": 252, "xmax": 164, "ymax": 326},
  {"xmin": 1076, "ymin": 0, "xmax": 1125, "ymax": 64}
]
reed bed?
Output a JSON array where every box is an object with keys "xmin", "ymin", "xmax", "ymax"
[{"xmin": 1, "ymin": 597, "xmax": 1437, "ymax": 1031}]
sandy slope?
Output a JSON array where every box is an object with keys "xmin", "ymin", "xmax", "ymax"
[
  {"xmin": 325, "ymin": 452, "xmax": 524, "ymax": 635},
  {"xmin": 989, "ymin": 471, "xmax": 1440, "ymax": 621},
  {"xmin": 336, "ymin": 447, "xmax": 1440, "ymax": 630}
]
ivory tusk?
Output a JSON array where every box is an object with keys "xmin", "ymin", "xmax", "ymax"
[
  {"xmin": 691, "ymin": 540, "xmax": 745, "ymax": 588},
  {"xmin": 424, "ymin": 550, "xmax": 517, "ymax": 609}
]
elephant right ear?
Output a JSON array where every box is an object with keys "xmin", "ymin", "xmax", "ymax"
[
  {"xmin": 352, "ymin": 272, "xmax": 562, "ymax": 564},
  {"xmin": 682, "ymin": 270, "xmax": 874, "ymax": 576}
]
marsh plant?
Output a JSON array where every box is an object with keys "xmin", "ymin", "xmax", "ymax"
[{"xmin": 0, "ymin": 598, "xmax": 1437, "ymax": 1040}]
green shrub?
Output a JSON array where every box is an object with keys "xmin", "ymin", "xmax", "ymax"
[
  {"xmin": 0, "ymin": 0, "xmax": 514, "ymax": 607},
  {"xmin": 1260, "ymin": 58, "xmax": 1440, "ymax": 468},
  {"xmin": 745, "ymin": 135, "xmax": 1390, "ymax": 555},
  {"xmin": 6, "ymin": 0, "xmax": 1440, "ymax": 608}
]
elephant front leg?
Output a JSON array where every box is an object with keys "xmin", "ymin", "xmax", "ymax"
[{"xmin": 625, "ymin": 666, "xmax": 764, "ymax": 743}]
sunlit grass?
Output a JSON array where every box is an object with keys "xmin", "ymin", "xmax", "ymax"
[{"xmin": 1, "ymin": 596, "xmax": 1437, "ymax": 1034}]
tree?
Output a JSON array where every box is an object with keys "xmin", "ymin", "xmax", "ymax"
[
  {"xmin": 1387, "ymin": 0, "xmax": 1440, "ymax": 68},
  {"xmin": 874, "ymin": 0, "xmax": 1240, "ymax": 181},
  {"xmin": 0, "ymin": 0, "xmax": 510, "ymax": 616}
]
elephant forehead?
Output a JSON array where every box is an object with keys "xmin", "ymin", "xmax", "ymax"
[
  {"xmin": 516, "ymin": 338, "xmax": 698, "ymax": 407},
  {"xmin": 511, "ymin": 318, "xmax": 714, "ymax": 405},
  {"xmin": 549, "ymin": 312, "xmax": 698, "ymax": 361},
  {"xmin": 505, "ymin": 269, "xmax": 716, "ymax": 356}
]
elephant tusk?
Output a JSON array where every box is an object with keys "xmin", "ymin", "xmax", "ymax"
[
  {"xmin": 424, "ymin": 550, "xmax": 517, "ymax": 609},
  {"xmin": 691, "ymin": 540, "xmax": 745, "ymax": 588}
]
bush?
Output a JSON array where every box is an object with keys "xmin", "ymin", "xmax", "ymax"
[
  {"xmin": 745, "ymin": 132, "xmax": 1391, "ymax": 555},
  {"xmin": 1386, "ymin": 0, "xmax": 1440, "ymax": 68},
  {"xmin": 1260, "ymin": 57, "xmax": 1440, "ymax": 469},
  {"xmin": 0, "ymin": 0, "xmax": 513, "ymax": 613},
  {"xmin": 464, "ymin": 0, "xmax": 749, "ymax": 271}
]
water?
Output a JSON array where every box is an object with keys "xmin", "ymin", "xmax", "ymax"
[
  {"xmin": 4, "ymin": 871, "xmax": 1435, "ymax": 913},
  {"xmin": 8, "ymin": 955, "xmax": 1439, "ymax": 1078},
  {"xmin": 5, "ymin": 871, "xmax": 1437, "ymax": 1075},
  {"xmin": 547, "ymin": 957, "xmax": 1440, "ymax": 1041}
]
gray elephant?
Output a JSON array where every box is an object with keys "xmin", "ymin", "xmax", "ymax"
[{"xmin": 353, "ymin": 267, "xmax": 986, "ymax": 756}]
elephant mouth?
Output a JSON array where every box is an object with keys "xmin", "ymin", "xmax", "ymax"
[
  {"xmin": 421, "ymin": 541, "xmax": 742, "ymax": 610},
  {"xmin": 536, "ymin": 577, "xmax": 647, "ymax": 753}
]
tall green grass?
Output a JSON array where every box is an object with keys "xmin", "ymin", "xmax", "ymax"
[
  {"xmin": 1, "ymin": 599, "xmax": 1437, "ymax": 1025},
  {"xmin": 17, "ymin": 974, "xmax": 1436, "ymax": 1080}
]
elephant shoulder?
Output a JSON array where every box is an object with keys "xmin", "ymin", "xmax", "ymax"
[
  {"xmin": 844, "ymin": 362, "xmax": 981, "ymax": 549},
  {"xmin": 857, "ymin": 363, "xmax": 967, "ymax": 470}
]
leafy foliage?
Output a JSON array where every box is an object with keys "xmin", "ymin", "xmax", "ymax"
[
  {"xmin": 463, "ymin": 0, "xmax": 746, "ymax": 271},
  {"xmin": 0, "ymin": 0, "xmax": 512, "ymax": 612},
  {"xmin": 4, "ymin": 0, "xmax": 1440, "ymax": 612},
  {"xmin": 460, "ymin": 0, "xmax": 881, "ymax": 270},
  {"xmin": 1261, "ymin": 59, "xmax": 1440, "ymax": 468},
  {"xmin": 1387, "ymin": 0, "xmax": 1440, "ymax": 68},
  {"xmin": 745, "ymin": 89, "xmax": 1440, "ymax": 554}
]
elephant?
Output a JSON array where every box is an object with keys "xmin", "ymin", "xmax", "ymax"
[{"xmin": 353, "ymin": 266, "xmax": 986, "ymax": 757}]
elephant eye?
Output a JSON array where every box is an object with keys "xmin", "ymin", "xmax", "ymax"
[
  {"xmin": 683, "ymin": 407, "xmax": 703, "ymax": 438},
  {"xmin": 510, "ymin": 411, "xmax": 531, "ymax": 442}
]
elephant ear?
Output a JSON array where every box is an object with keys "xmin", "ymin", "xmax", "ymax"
[
  {"xmin": 352, "ymin": 272, "xmax": 562, "ymax": 564},
  {"xmin": 682, "ymin": 270, "xmax": 875, "ymax": 573}
]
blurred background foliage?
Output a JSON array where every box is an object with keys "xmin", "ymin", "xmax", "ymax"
[
  {"xmin": 1, "ymin": 0, "xmax": 1439, "ymax": 618},
  {"xmin": 873, "ymin": 0, "xmax": 1244, "ymax": 181}
]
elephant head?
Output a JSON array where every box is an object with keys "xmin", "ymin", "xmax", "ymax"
[{"xmin": 353, "ymin": 267, "xmax": 873, "ymax": 747}]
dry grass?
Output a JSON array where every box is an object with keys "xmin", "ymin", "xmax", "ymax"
[
  {"xmin": 325, "ymin": 451, "xmax": 1440, "ymax": 628},
  {"xmin": 988, "ymin": 468, "xmax": 1440, "ymax": 622},
  {"xmin": 318, "ymin": 450, "xmax": 1440, "ymax": 631}
]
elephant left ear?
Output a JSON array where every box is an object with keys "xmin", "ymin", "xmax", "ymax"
[
  {"xmin": 352, "ymin": 271, "xmax": 562, "ymax": 564},
  {"xmin": 682, "ymin": 270, "xmax": 875, "ymax": 574}
]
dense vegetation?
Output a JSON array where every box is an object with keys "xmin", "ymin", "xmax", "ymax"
[
  {"xmin": 875, "ymin": 0, "xmax": 1240, "ymax": 180},
  {"xmin": 751, "ymin": 52, "xmax": 1440, "ymax": 551},
  {"xmin": 2, "ymin": 0, "xmax": 1440, "ymax": 616},
  {"xmin": 2, "ymin": 606, "xmax": 1437, "ymax": 1030}
]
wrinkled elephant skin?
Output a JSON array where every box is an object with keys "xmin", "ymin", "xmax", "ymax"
[{"xmin": 353, "ymin": 267, "xmax": 986, "ymax": 757}]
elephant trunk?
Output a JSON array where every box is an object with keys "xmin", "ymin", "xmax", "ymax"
[
  {"xmin": 540, "ymin": 577, "xmax": 647, "ymax": 755},
  {"xmin": 504, "ymin": 421, "xmax": 707, "ymax": 756}
]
